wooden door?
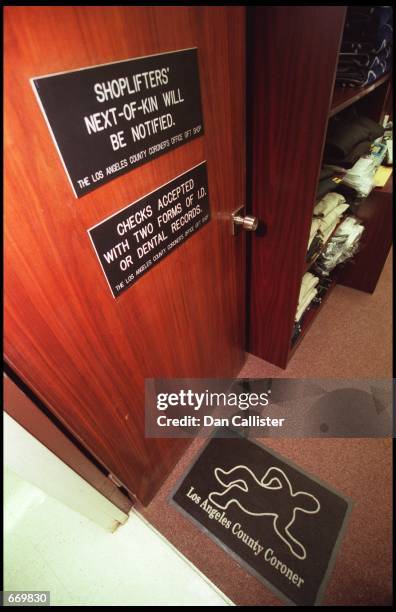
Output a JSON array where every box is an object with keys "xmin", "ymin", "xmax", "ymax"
[
  {"xmin": 247, "ymin": 6, "xmax": 346, "ymax": 368},
  {"xmin": 4, "ymin": 6, "xmax": 245, "ymax": 504}
]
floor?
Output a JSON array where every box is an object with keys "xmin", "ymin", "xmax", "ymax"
[
  {"xmin": 138, "ymin": 253, "xmax": 393, "ymax": 606},
  {"xmin": 4, "ymin": 468, "xmax": 233, "ymax": 607},
  {"xmin": 240, "ymin": 250, "xmax": 392, "ymax": 378}
]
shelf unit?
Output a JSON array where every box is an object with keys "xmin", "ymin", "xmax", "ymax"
[
  {"xmin": 247, "ymin": 6, "xmax": 393, "ymax": 369},
  {"xmin": 329, "ymin": 72, "xmax": 391, "ymax": 118}
]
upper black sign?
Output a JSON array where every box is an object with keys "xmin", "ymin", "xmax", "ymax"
[
  {"xmin": 31, "ymin": 48, "xmax": 204, "ymax": 198},
  {"xmin": 88, "ymin": 162, "xmax": 210, "ymax": 298}
]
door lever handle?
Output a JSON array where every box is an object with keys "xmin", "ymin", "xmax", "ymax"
[{"xmin": 231, "ymin": 207, "xmax": 258, "ymax": 235}]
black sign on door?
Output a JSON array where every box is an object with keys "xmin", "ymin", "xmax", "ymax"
[
  {"xmin": 88, "ymin": 161, "xmax": 210, "ymax": 298},
  {"xmin": 31, "ymin": 48, "xmax": 204, "ymax": 197}
]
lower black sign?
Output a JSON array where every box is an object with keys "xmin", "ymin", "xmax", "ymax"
[
  {"xmin": 172, "ymin": 433, "xmax": 351, "ymax": 606},
  {"xmin": 88, "ymin": 162, "xmax": 210, "ymax": 298}
]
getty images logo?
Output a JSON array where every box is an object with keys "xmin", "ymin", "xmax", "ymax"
[{"xmin": 156, "ymin": 389, "xmax": 270, "ymax": 411}]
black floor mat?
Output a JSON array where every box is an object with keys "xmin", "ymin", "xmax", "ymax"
[{"xmin": 171, "ymin": 432, "xmax": 351, "ymax": 606}]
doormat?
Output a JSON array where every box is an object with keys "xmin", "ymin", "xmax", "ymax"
[{"xmin": 171, "ymin": 432, "xmax": 352, "ymax": 606}]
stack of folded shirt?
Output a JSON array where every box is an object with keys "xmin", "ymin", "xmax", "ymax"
[
  {"xmin": 323, "ymin": 110, "xmax": 385, "ymax": 168},
  {"xmin": 341, "ymin": 155, "xmax": 377, "ymax": 198},
  {"xmin": 313, "ymin": 216, "xmax": 365, "ymax": 277},
  {"xmin": 313, "ymin": 192, "xmax": 349, "ymax": 241},
  {"xmin": 295, "ymin": 272, "xmax": 320, "ymax": 323},
  {"xmin": 336, "ymin": 6, "xmax": 393, "ymax": 87}
]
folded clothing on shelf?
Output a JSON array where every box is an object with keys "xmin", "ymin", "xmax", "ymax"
[
  {"xmin": 327, "ymin": 182, "xmax": 362, "ymax": 211},
  {"xmin": 309, "ymin": 192, "xmax": 349, "ymax": 247},
  {"xmin": 336, "ymin": 6, "xmax": 393, "ymax": 87},
  {"xmin": 326, "ymin": 140, "xmax": 372, "ymax": 168},
  {"xmin": 306, "ymin": 192, "xmax": 350, "ymax": 262},
  {"xmin": 312, "ymin": 216, "xmax": 365, "ymax": 276},
  {"xmin": 313, "ymin": 191, "xmax": 346, "ymax": 216},
  {"xmin": 323, "ymin": 111, "xmax": 384, "ymax": 166},
  {"xmin": 308, "ymin": 217, "xmax": 321, "ymax": 248},
  {"xmin": 295, "ymin": 272, "xmax": 320, "ymax": 322},
  {"xmin": 341, "ymin": 155, "xmax": 377, "ymax": 198},
  {"xmin": 315, "ymin": 175, "xmax": 343, "ymax": 200},
  {"xmin": 318, "ymin": 201, "xmax": 350, "ymax": 242},
  {"xmin": 336, "ymin": 43, "xmax": 392, "ymax": 87}
]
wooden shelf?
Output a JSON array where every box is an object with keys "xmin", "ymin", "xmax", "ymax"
[
  {"xmin": 289, "ymin": 279, "xmax": 336, "ymax": 356},
  {"xmin": 329, "ymin": 72, "xmax": 391, "ymax": 118}
]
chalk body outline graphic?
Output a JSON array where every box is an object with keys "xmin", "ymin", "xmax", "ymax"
[{"xmin": 208, "ymin": 465, "xmax": 321, "ymax": 560}]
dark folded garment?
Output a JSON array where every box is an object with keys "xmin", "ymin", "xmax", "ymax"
[
  {"xmin": 337, "ymin": 59, "xmax": 392, "ymax": 87},
  {"xmin": 324, "ymin": 113, "xmax": 384, "ymax": 160},
  {"xmin": 325, "ymin": 119, "xmax": 369, "ymax": 159},
  {"xmin": 354, "ymin": 115, "xmax": 386, "ymax": 140},
  {"xmin": 332, "ymin": 183, "xmax": 361, "ymax": 207},
  {"xmin": 325, "ymin": 140, "xmax": 372, "ymax": 168},
  {"xmin": 315, "ymin": 176, "xmax": 343, "ymax": 201},
  {"xmin": 336, "ymin": 42, "xmax": 392, "ymax": 87},
  {"xmin": 338, "ymin": 53, "xmax": 371, "ymax": 68},
  {"xmin": 319, "ymin": 167, "xmax": 336, "ymax": 181},
  {"xmin": 335, "ymin": 67, "xmax": 368, "ymax": 87}
]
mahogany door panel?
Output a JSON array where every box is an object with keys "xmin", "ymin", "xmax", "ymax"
[
  {"xmin": 248, "ymin": 6, "xmax": 346, "ymax": 368},
  {"xmin": 4, "ymin": 6, "xmax": 245, "ymax": 504}
]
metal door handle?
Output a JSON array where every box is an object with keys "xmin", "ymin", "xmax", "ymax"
[{"xmin": 231, "ymin": 207, "xmax": 259, "ymax": 235}]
